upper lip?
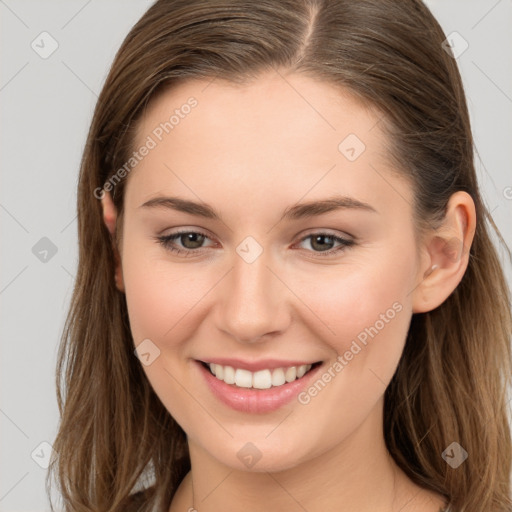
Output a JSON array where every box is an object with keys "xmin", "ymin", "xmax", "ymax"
[{"xmin": 197, "ymin": 358, "xmax": 321, "ymax": 372}]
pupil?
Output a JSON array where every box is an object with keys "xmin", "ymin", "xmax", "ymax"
[
  {"xmin": 183, "ymin": 233, "xmax": 203, "ymax": 249},
  {"xmin": 312, "ymin": 235, "xmax": 333, "ymax": 251}
]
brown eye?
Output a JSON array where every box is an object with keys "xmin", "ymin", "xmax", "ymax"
[
  {"xmin": 175, "ymin": 232, "xmax": 206, "ymax": 249},
  {"xmin": 297, "ymin": 233, "xmax": 355, "ymax": 257},
  {"xmin": 156, "ymin": 230, "xmax": 213, "ymax": 255},
  {"xmin": 310, "ymin": 234, "xmax": 336, "ymax": 252}
]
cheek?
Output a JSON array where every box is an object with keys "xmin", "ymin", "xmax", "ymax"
[
  {"xmin": 296, "ymin": 244, "xmax": 415, "ymax": 402},
  {"xmin": 122, "ymin": 243, "xmax": 212, "ymax": 349},
  {"xmin": 309, "ymin": 250, "xmax": 413, "ymax": 345},
  {"xmin": 121, "ymin": 246, "xmax": 213, "ymax": 423},
  {"xmin": 281, "ymin": 251, "xmax": 414, "ymax": 461}
]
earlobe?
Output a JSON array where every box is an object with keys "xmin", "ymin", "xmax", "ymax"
[
  {"xmin": 100, "ymin": 191, "xmax": 125, "ymax": 293},
  {"xmin": 412, "ymin": 191, "xmax": 476, "ymax": 313}
]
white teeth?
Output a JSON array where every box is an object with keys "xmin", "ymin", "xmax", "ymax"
[
  {"xmin": 223, "ymin": 365, "xmax": 235, "ymax": 384},
  {"xmin": 271, "ymin": 368, "xmax": 286, "ymax": 387},
  {"xmin": 206, "ymin": 362, "xmax": 314, "ymax": 389},
  {"xmin": 235, "ymin": 368, "xmax": 252, "ymax": 388},
  {"xmin": 296, "ymin": 365, "xmax": 308, "ymax": 378},
  {"xmin": 253, "ymin": 370, "xmax": 272, "ymax": 389},
  {"xmin": 284, "ymin": 366, "xmax": 297, "ymax": 382}
]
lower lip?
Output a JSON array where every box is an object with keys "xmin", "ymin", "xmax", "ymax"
[{"xmin": 195, "ymin": 360, "xmax": 323, "ymax": 414}]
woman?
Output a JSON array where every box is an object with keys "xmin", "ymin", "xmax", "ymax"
[{"xmin": 47, "ymin": 1, "xmax": 512, "ymax": 511}]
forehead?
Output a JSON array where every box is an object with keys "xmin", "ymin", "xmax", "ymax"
[
  {"xmin": 136, "ymin": 71, "xmax": 381, "ymax": 155},
  {"xmin": 125, "ymin": 71, "xmax": 412, "ymax": 221}
]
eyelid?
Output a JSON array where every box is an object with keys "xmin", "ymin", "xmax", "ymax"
[{"xmin": 297, "ymin": 227, "xmax": 355, "ymax": 242}]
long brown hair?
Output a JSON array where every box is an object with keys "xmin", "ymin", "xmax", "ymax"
[{"xmin": 47, "ymin": 1, "xmax": 512, "ymax": 510}]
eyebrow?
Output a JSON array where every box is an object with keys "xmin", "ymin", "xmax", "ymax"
[{"xmin": 139, "ymin": 194, "xmax": 377, "ymax": 221}]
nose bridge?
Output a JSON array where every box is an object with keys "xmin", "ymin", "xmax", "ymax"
[{"xmin": 216, "ymin": 241, "xmax": 288, "ymax": 343}]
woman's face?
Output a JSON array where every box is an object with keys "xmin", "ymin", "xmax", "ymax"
[{"xmin": 112, "ymin": 71, "xmax": 428, "ymax": 472}]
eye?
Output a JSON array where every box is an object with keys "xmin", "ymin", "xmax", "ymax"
[
  {"xmin": 155, "ymin": 229, "xmax": 214, "ymax": 256},
  {"xmin": 154, "ymin": 230, "xmax": 355, "ymax": 258},
  {"xmin": 295, "ymin": 232, "xmax": 355, "ymax": 257}
]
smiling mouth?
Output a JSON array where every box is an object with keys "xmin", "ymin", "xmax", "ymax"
[{"xmin": 199, "ymin": 360, "xmax": 323, "ymax": 390}]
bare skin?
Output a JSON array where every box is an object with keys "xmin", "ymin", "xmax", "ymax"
[{"xmin": 101, "ymin": 70, "xmax": 475, "ymax": 512}]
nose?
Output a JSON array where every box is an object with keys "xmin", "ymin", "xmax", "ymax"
[{"xmin": 214, "ymin": 248, "xmax": 291, "ymax": 344}]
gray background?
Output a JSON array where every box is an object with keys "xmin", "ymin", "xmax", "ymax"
[{"xmin": 1, "ymin": 1, "xmax": 511, "ymax": 510}]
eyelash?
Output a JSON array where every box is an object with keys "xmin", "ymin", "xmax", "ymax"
[{"xmin": 155, "ymin": 229, "xmax": 355, "ymax": 258}]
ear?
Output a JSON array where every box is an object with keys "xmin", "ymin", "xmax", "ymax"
[
  {"xmin": 412, "ymin": 191, "xmax": 476, "ymax": 313},
  {"xmin": 101, "ymin": 191, "xmax": 125, "ymax": 293}
]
